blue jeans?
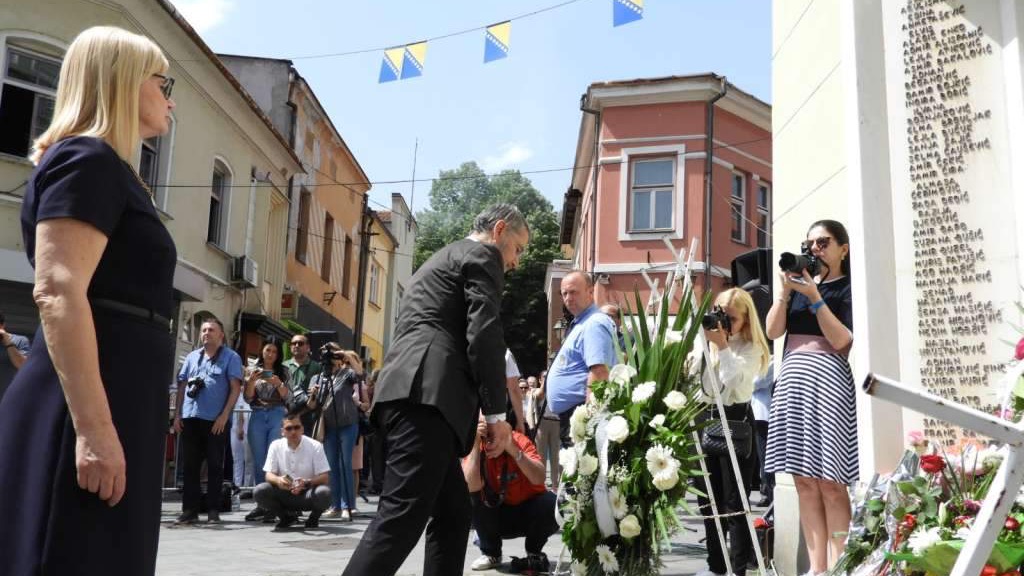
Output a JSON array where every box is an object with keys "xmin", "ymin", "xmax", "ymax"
[
  {"xmin": 323, "ymin": 423, "xmax": 359, "ymax": 510},
  {"xmin": 248, "ymin": 406, "xmax": 286, "ymax": 485}
]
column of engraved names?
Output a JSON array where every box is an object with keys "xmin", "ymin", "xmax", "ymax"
[{"xmin": 903, "ymin": 0, "xmax": 1004, "ymax": 445}]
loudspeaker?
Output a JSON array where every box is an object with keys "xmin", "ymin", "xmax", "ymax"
[{"xmin": 731, "ymin": 248, "xmax": 772, "ymax": 292}]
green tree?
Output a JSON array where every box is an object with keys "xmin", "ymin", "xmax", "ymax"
[{"xmin": 414, "ymin": 161, "xmax": 561, "ymax": 377}]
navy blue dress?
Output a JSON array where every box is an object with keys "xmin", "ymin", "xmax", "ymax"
[{"xmin": 0, "ymin": 136, "xmax": 177, "ymax": 575}]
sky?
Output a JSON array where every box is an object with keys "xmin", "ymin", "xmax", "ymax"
[{"xmin": 173, "ymin": 0, "xmax": 772, "ymax": 216}]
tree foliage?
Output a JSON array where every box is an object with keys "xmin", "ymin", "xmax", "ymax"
[{"xmin": 414, "ymin": 162, "xmax": 562, "ymax": 377}]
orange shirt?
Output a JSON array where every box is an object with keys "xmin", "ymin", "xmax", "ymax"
[{"xmin": 477, "ymin": 432, "xmax": 546, "ymax": 506}]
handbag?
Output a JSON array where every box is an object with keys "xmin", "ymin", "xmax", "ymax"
[
  {"xmin": 312, "ymin": 391, "xmax": 334, "ymax": 443},
  {"xmin": 699, "ymin": 411, "xmax": 752, "ymax": 458}
]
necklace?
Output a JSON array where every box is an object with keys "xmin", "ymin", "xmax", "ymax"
[{"xmin": 122, "ymin": 160, "xmax": 156, "ymax": 205}]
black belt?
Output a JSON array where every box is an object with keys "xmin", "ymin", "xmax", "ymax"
[{"xmin": 91, "ymin": 298, "xmax": 170, "ymax": 327}]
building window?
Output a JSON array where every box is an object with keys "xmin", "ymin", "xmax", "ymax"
[
  {"xmin": 628, "ymin": 158, "xmax": 675, "ymax": 232},
  {"xmin": 321, "ymin": 214, "xmax": 334, "ymax": 282},
  {"xmin": 0, "ymin": 41, "xmax": 61, "ymax": 157},
  {"xmin": 730, "ymin": 172, "xmax": 747, "ymax": 244},
  {"xmin": 139, "ymin": 115, "xmax": 174, "ymax": 210},
  {"xmin": 368, "ymin": 261, "xmax": 381, "ymax": 306},
  {"xmin": 295, "ymin": 188, "xmax": 311, "ymax": 264},
  {"xmin": 342, "ymin": 236, "xmax": 353, "ymax": 299},
  {"xmin": 756, "ymin": 182, "xmax": 771, "ymax": 248},
  {"xmin": 208, "ymin": 159, "xmax": 232, "ymax": 247}
]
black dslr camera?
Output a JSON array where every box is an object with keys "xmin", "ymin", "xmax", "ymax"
[
  {"xmin": 185, "ymin": 375, "xmax": 206, "ymax": 399},
  {"xmin": 701, "ymin": 305, "xmax": 732, "ymax": 333},
  {"xmin": 778, "ymin": 244, "xmax": 821, "ymax": 277},
  {"xmin": 317, "ymin": 344, "xmax": 346, "ymax": 363}
]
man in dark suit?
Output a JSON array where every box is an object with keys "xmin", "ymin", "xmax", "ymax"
[{"xmin": 343, "ymin": 204, "xmax": 529, "ymax": 576}]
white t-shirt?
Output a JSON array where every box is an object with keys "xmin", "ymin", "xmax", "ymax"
[{"xmin": 263, "ymin": 435, "xmax": 331, "ymax": 481}]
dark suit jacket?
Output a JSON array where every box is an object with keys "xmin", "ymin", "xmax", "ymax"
[{"xmin": 372, "ymin": 238, "xmax": 508, "ymax": 455}]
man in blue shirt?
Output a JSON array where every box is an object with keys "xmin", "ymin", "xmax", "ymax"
[
  {"xmin": 173, "ymin": 318, "xmax": 243, "ymax": 524},
  {"xmin": 0, "ymin": 311, "xmax": 30, "ymax": 402},
  {"xmin": 546, "ymin": 271, "xmax": 616, "ymax": 447}
]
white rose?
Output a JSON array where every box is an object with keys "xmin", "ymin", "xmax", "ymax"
[
  {"xmin": 559, "ymin": 447, "xmax": 577, "ymax": 476},
  {"xmin": 570, "ymin": 404, "xmax": 591, "ymax": 426},
  {"xmin": 664, "ymin": 330, "xmax": 683, "ymax": 345},
  {"xmin": 649, "ymin": 414, "xmax": 666, "ymax": 429},
  {"xmin": 663, "ymin": 390, "xmax": 687, "ymax": 411},
  {"xmin": 608, "ymin": 364, "xmax": 637, "ymax": 385},
  {"xmin": 653, "ymin": 468, "xmax": 680, "ymax": 491},
  {"xmin": 605, "ymin": 416, "xmax": 630, "ymax": 443},
  {"xmin": 578, "ymin": 453, "xmax": 599, "ymax": 477},
  {"xmin": 608, "ymin": 486, "xmax": 628, "ymax": 519},
  {"xmin": 619, "ymin": 514, "xmax": 642, "ymax": 539},
  {"xmin": 571, "ymin": 562, "xmax": 588, "ymax": 576},
  {"xmin": 571, "ymin": 419, "xmax": 588, "ymax": 444},
  {"xmin": 631, "ymin": 381, "xmax": 657, "ymax": 403}
]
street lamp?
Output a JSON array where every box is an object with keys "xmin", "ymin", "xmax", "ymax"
[{"xmin": 552, "ymin": 318, "xmax": 567, "ymax": 342}]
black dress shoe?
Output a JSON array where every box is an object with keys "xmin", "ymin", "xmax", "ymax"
[
  {"xmin": 175, "ymin": 510, "xmax": 199, "ymax": 525},
  {"xmin": 244, "ymin": 507, "xmax": 266, "ymax": 521},
  {"xmin": 262, "ymin": 512, "xmax": 278, "ymax": 524},
  {"xmin": 207, "ymin": 510, "xmax": 221, "ymax": 524},
  {"xmin": 304, "ymin": 510, "xmax": 322, "ymax": 529},
  {"xmin": 275, "ymin": 513, "xmax": 299, "ymax": 530},
  {"xmin": 756, "ymin": 495, "xmax": 773, "ymax": 507}
]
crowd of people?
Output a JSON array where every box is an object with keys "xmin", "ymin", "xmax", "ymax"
[{"xmin": 0, "ymin": 24, "xmax": 859, "ymax": 576}]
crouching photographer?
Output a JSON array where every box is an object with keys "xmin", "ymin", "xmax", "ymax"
[
  {"xmin": 463, "ymin": 414, "xmax": 557, "ymax": 573},
  {"xmin": 253, "ymin": 413, "xmax": 332, "ymax": 529}
]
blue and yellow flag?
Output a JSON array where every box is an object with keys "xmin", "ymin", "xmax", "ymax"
[
  {"xmin": 401, "ymin": 41, "xmax": 427, "ymax": 79},
  {"xmin": 613, "ymin": 0, "xmax": 643, "ymax": 26},
  {"xmin": 378, "ymin": 46, "xmax": 404, "ymax": 83},
  {"xmin": 484, "ymin": 21, "xmax": 511, "ymax": 63}
]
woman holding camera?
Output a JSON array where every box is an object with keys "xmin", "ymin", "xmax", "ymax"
[
  {"xmin": 308, "ymin": 343, "xmax": 361, "ymax": 521},
  {"xmin": 242, "ymin": 337, "xmax": 289, "ymax": 522},
  {"xmin": 695, "ymin": 288, "xmax": 771, "ymax": 576},
  {"xmin": 764, "ymin": 219, "xmax": 856, "ymax": 576},
  {"xmin": 0, "ymin": 27, "xmax": 176, "ymax": 575}
]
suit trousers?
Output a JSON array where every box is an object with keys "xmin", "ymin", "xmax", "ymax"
[
  {"xmin": 181, "ymin": 417, "xmax": 227, "ymax": 514},
  {"xmin": 342, "ymin": 401, "xmax": 471, "ymax": 576}
]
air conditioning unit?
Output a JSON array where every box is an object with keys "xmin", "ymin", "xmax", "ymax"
[{"xmin": 231, "ymin": 255, "xmax": 258, "ymax": 288}]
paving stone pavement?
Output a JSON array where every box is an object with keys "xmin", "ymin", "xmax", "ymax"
[{"xmin": 156, "ymin": 492, "xmax": 774, "ymax": 575}]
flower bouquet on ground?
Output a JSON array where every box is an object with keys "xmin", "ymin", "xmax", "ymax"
[
  {"xmin": 831, "ymin": 436, "xmax": 1024, "ymax": 576},
  {"xmin": 557, "ymin": 287, "xmax": 712, "ymax": 575}
]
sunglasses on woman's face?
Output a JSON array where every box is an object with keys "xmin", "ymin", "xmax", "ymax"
[
  {"xmin": 802, "ymin": 236, "xmax": 833, "ymax": 251},
  {"xmin": 153, "ymin": 74, "xmax": 174, "ymax": 99}
]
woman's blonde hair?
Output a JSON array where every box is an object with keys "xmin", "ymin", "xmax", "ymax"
[
  {"xmin": 716, "ymin": 287, "xmax": 771, "ymax": 376},
  {"xmin": 31, "ymin": 26, "xmax": 168, "ymax": 164}
]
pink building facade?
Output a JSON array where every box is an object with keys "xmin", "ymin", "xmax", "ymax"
[{"xmin": 552, "ymin": 74, "xmax": 772, "ymax": 351}]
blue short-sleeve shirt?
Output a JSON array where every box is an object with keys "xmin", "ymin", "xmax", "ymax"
[
  {"xmin": 177, "ymin": 345, "xmax": 243, "ymax": 421},
  {"xmin": 547, "ymin": 304, "xmax": 617, "ymax": 415}
]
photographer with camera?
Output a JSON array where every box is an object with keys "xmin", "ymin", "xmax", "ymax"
[
  {"xmin": 173, "ymin": 318, "xmax": 243, "ymax": 524},
  {"xmin": 306, "ymin": 342, "xmax": 361, "ymax": 522},
  {"xmin": 764, "ymin": 220, "xmax": 855, "ymax": 575},
  {"xmin": 694, "ymin": 289, "xmax": 771, "ymax": 576},
  {"xmin": 241, "ymin": 337, "xmax": 290, "ymax": 522}
]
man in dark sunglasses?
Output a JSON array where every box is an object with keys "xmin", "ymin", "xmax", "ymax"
[
  {"xmin": 253, "ymin": 412, "xmax": 332, "ymax": 529},
  {"xmin": 283, "ymin": 334, "xmax": 323, "ymax": 434}
]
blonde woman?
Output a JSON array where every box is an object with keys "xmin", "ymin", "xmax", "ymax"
[
  {"xmin": 695, "ymin": 288, "xmax": 771, "ymax": 576},
  {"xmin": 0, "ymin": 27, "xmax": 176, "ymax": 575}
]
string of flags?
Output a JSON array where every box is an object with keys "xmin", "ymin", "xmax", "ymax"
[{"xmin": 379, "ymin": 0, "xmax": 644, "ymax": 83}]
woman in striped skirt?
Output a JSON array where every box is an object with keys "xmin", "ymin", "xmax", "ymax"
[{"xmin": 764, "ymin": 220, "xmax": 857, "ymax": 576}]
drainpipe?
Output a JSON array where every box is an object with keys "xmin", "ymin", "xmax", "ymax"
[
  {"xmin": 703, "ymin": 76, "xmax": 728, "ymax": 292},
  {"xmin": 352, "ymin": 195, "xmax": 372, "ymax": 354},
  {"xmin": 244, "ymin": 175, "xmax": 257, "ymax": 258},
  {"xmin": 580, "ymin": 92, "xmax": 601, "ymax": 274}
]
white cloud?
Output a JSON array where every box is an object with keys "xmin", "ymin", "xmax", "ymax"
[
  {"xmin": 479, "ymin": 142, "xmax": 533, "ymax": 172},
  {"xmin": 175, "ymin": 0, "xmax": 233, "ymax": 34}
]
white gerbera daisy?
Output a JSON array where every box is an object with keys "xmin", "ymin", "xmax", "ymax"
[
  {"xmin": 596, "ymin": 544, "xmax": 619, "ymax": 573},
  {"xmin": 907, "ymin": 527, "xmax": 942, "ymax": 554},
  {"xmin": 645, "ymin": 444, "xmax": 679, "ymax": 476},
  {"xmin": 632, "ymin": 381, "xmax": 657, "ymax": 403}
]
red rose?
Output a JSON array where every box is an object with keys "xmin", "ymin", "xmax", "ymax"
[
  {"xmin": 1000, "ymin": 570, "xmax": 1021, "ymax": 576},
  {"xmin": 955, "ymin": 515, "xmax": 972, "ymax": 527},
  {"xmin": 1006, "ymin": 517, "xmax": 1020, "ymax": 531},
  {"xmin": 982, "ymin": 565, "xmax": 998, "ymax": 576},
  {"xmin": 921, "ymin": 454, "xmax": 946, "ymax": 474},
  {"xmin": 754, "ymin": 517, "xmax": 768, "ymax": 529},
  {"xmin": 901, "ymin": 514, "xmax": 917, "ymax": 531},
  {"xmin": 1016, "ymin": 337, "xmax": 1024, "ymax": 361}
]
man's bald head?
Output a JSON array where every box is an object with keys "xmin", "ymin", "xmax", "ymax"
[{"xmin": 560, "ymin": 270, "xmax": 595, "ymax": 316}]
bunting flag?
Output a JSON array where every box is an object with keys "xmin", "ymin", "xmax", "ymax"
[
  {"xmin": 400, "ymin": 41, "xmax": 428, "ymax": 79},
  {"xmin": 613, "ymin": 0, "xmax": 643, "ymax": 26},
  {"xmin": 378, "ymin": 46, "xmax": 405, "ymax": 83},
  {"xmin": 484, "ymin": 21, "xmax": 511, "ymax": 63}
]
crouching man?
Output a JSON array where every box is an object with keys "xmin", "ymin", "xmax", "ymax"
[
  {"xmin": 254, "ymin": 412, "xmax": 332, "ymax": 529},
  {"xmin": 464, "ymin": 414, "xmax": 558, "ymax": 573}
]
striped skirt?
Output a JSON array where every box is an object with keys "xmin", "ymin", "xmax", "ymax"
[{"xmin": 764, "ymin": 351, "xmax": 859, "ymax": 485}]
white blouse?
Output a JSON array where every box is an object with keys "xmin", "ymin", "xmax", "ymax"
[{"xmin": 700, "ymin": 337, "xmax": 762, "ymax": 406}]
